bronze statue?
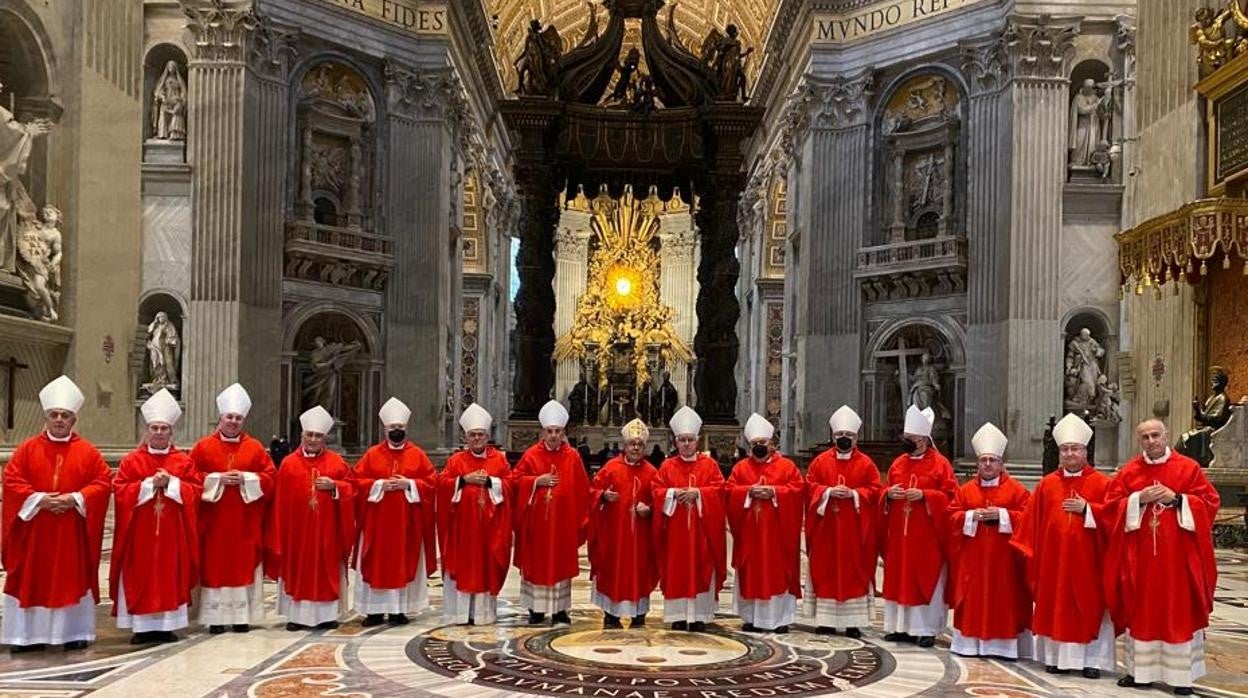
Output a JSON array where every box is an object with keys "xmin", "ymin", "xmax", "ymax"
[
  {"xmin": 701, "ymin": 24, "xmax": 753, "ymax": 102},
  {"xmin": 607, "ymin": 47, "xmax": 640, "ymax": 104},
  {"xmin": 1176, "ymin": 366, "xmax": 1233, "ymax": 468},
  {"xmin": 514, "ymin": 19, "xmax": 563, "ymax": 96},
  {"xmin": 568, "ymin": 369, "xmax": 603, "ymax": 426}
]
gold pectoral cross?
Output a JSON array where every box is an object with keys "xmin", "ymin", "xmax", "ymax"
[
  {"xmin": 52, "ymin": 454, "xmax": 64, "ymax": 491},
  {"xmin": 831, "ymin": 474, "xmax": 845, "ymax": 514},
  {"xmin": 153, "ymin": 490, "xmax": 165, "ymax": 536},
  {"xmin": 1149, "ymin": 503, "xmax": 1163, "ymax": 556},
  {"xmin": 543, "ymin": 464, "xmax": 556, "ymax": 518},
  {"xmin": 901, "ymin": 474, "xmax": 918, "ymax": 536},
  {"xmin": 309, "ymin": 468, "xmax": 320, "ymax": 511},
  {"xmin": 753, "ymin": 476, "xmax": 767, "ymax": 524}
]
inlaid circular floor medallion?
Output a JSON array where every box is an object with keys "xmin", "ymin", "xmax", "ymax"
[{"xmin": 357, "ymin": 620, "xmax": 949, "ymax": 697}]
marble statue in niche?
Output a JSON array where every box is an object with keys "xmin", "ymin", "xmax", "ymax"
[
  {"xmin": 1177, "ymin": 366, "xmax": 1234, "ymax": 468},
  {"xmin": 909, "ymin": 353, "xmax": 941, "ymax": 412},
  {"xmin": 15, "ymin": 204, "xmax": 63, "ymax": 322},
  {"xmin": 1068, "ymin": 78, "xmax": 1114, "ymax": 174},
  {"xmin": 0, "ymin": 71, "xmax": 54, "ymax": 273},
  {"xmin": 302, "ymin": 335, "xmax": 362, "ymax": 412},
  {"xmin": 151, "ymin": 60, "xmax": 187, "ymax": 141},
  {"xmin": 1064, "ymin": 327, "xmax": 1106, "ymax": 413},
  {"xmin": 145, "ymin": 311, "xmax": 181, "ymax": 391}
]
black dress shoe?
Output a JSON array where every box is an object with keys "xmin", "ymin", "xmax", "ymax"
[
  {"xmin": 315, "ymin": 620, "xmax": 339, "ymax": 630},
  {"xmin": 528, "ymin": 611, "xmax": 546, "ymax": 625},
  {"xmin": 156, "ymin": 631, "xmax": 178, "ymax": 644},
  {"xmin": 1045, "ymin": 665, "xmax": 1067, "ymax": 674},
  {"xmin": 845, "ymin": 627, "xmax": 862, "ymax": 639},
  {"xmin": 1082, "ymin": 667, "xmax": 1100, "ymax": 679},
  {"xmin": 1117, "ymin": 675, "xmax": 1144, "ymax": 688},
  {"xmin": 916, "ymin": 636, "xmax": 936, "ymax": 648},
  {"xmin": 1174, "ymin": 688, "xmax": 1193, "ymax": 696},
  {"xmin": 63, "ymin": 640, "xmax": 89, "ymax": 651},
  {"xmin": 883, "ymin": 632, "xmax": 906, "ymax": 641},
  {"xmin": 10, "ymin": 643, "xmax": 47, "ymax": 653},
  {"xmin": 773, "ymin": 625, "xmax": 790, "ymax": 634},
  {"xmin": 286, "ymin": 622, "xmax": 306, "ymax": 632},
  {"xmin": 130, "ymin": 633, "xmax": 153, "ymax": 645},
  {"xmin": 689, "ymin": 621, "xmax": 706, "ymax": 632},
  {"xmin": 361, "ymin": 614, "xmax": 385, "ymax": 627},
  {"xmin": 631, "ymin": 614, "xmax": 646, "ymax": 628},
  {"xmin": 551, "ymin": 611, "xmax": 572, "ymax": 625},
  {"xmin": 671, "ymin": 621, "xmax": 688, "ymax": 631},
  {"xmin": 815, "ymin": 626, "xmax": 834, "ymax": 635},
  {"xmin": 209, "ymin": 625, "xmax": 226, "ymax": 635},
  {"xmin": 232, "ymin": 624, "xmax": 250, "ymax": 633},
  {"xmin": 741, "ymin": 622, "xmax": 758, "ymax": 632},
  {"xmin": 603, "ymin": 613, "xmax": 623, "ymax": 629},
  {"xmin": 386, "ymin": 614, "xmax": 409, "ymax": 626}
]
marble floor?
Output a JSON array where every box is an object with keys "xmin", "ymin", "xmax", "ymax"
[{"xmin": 2, "ymin": 543, "xmax": 1247, "ymax": 698}]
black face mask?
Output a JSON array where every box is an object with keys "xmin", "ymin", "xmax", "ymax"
[
  {"xmin": 750, "ymin": 444, "xmax": 769, "ymax": 460},
  {"xmin": 899, "ymin": 438, "xmax": 918, "ymax": 454},
  {"xmin": 387, "ymin": 429, "xmax": 406, "ymax": 443},
  {"xmin": 835, "ymin": 436, "xmax": 854, "ymax": 452}
]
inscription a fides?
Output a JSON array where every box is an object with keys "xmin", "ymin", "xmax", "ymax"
[{"xmin": 315, "ymin": 0, "xmax": 447, "ymax": 35}]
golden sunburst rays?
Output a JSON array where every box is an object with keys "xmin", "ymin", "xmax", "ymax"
[{"xmin": 554, "ymin": 186, "xmax": 692, "ymax": 389}]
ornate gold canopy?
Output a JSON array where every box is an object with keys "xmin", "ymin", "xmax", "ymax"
[
  {"xmin": 487, "ymin": 0, "xmax": 772, "ymax": 93},
  {"xmin": 1115, "ymin": 197, "xmax": 1248, "ymax": 297}
]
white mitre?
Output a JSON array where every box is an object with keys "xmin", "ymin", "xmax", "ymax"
[
  {"xmin": 828, "ymin": 405, "xmax": 862, "ymax": 433},
  {"xmin": 743, "ymin": 413, "xmax": 775, "ymax": 442},
  {"xmin": 459, "ymin": 403, "xmax": 493, "ymax": 432},
  {"xmin": 300, "ymin": 405, "xmax": 334, "ymax": 434},
  {"xmin": 215, "ymin": 383, "xmax": 252, "ymax": 417},
  {"xmin": 903, "ymin": 404, "xmax": 934, "ymax": 437},
  {"xmin": 378, "ymin": 397, "xmax": 411, "ymax": 426},
  {"xmin": 538, "ymin": 400, "xmax": 569, "ymax": 428},
  {"xmin": 971, "ymin": 422, "xmax": 1008, "ymax": 458},
  {"xmin": 1052, "ymin": 413, "xmax": 1093, "ymax": 446},
  {"xmin": 669, "ymin": 405, "xmax": 702, "ymax": 436},
  {"xmin": 39, "ymin": 375, "xmax": 85, "ymax": 413},
  {"xmin": 141, "ymin": 388, "xmax": 183, "ymax": 426}
]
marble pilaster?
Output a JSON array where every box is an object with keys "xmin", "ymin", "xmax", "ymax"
[
  {"xmin": 553, "ymin": 219, "xmax": 590, "ymax": 400},
  {"xmin": 959, "ymin": 32, "xmax": 1012, "ymax": 454},
  {"xmin": 383, "ymin": 60, "xmax": 466, "ymax": 444},
  {"xmin": 785, "ymin": 71, "xmax": 872, "ymax": 448},
  {"xmin": 1002, "ymin": 15, "xmax": 1080, "ymax": 459},
  {"xmin": 659, "ymin": 224, "xmax": 698, "ymax": 407}
]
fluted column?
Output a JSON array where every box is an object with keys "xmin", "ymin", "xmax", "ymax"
[
  {"xmin": 180, "ymin": 1, "xmax": 295, "ymax": 434},
  {"xmin": 1003, "ymin": 15, "xmax": 1080, "ymax": 459},
  {"xmin": 553, "ymin": 222, "xmax": 590, "ymax": 399},
  {"xmin": 959, "ymin": 32, "xmax": 1012, "ymax": 454},
  {"xmin": 383, "ymin": 61, "xmax": 465, "ymax": 444},
  {"xmin": 786, "ymin": 71, "xmax": 873, "ymax": 447},
  {"xmin": 660, "ymin": 225, "xmax": 698, "ymax": 404}
]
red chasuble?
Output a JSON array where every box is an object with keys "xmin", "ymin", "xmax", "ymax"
[
  {"xmin": 110, "ymin": 447, "xmax": 201, "ymax": 616},
  {"xmin": 190, "ymin": 433, "xmax": 275, "ymax": 588},
  {"xmin": 652, "ymin": 455, "xmax": 727, "ymax": 599},
  {"xmin": 350, "ymin": 442, "xmax": 437, "ymax": 589},
  {"xmin": 588, "ymin": 455, "xmax": 659, "ymax": 604},
  {"xmin": 878, "ymin": 448, "xmax": 958, "ymax": 606},
  {"xmin": 805, "ymin": 448, "xmax": 883, "ymax": 602},
  {"xmin": 2, "ymin": 434, "xmax": 112, "ymax": 608},
  {"xmin": 265, "ymin": 449, "xmax": 356, "ymax": 602},
  {"xmin": 436, "ymin": 448, "xmax": 513, "ymax": 594},
  {"xmin": 512, "ymin": 442, "xmax": 589, "ymax": 586},
  {"xmin": 726, "ymin": 455, "xmax": 805, "ymax": 601},
  {"xmin": 1011, "ymin": 466, "xmax": 1111, "ymax": 644},
  {"xmin": 1102, "ymin": 451, "xmax": 1220, "ymax": 644},
  {"xmin": 947, "ymin": 474, "xmax": 1031, "ymax": 640}
]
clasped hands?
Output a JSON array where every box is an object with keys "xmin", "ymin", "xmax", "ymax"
[
  {"xmin": 886, "ymin": 485, "xmax": 924, "ymax": 501},
  {"xmin": 314, "ymin": 476, "xmax": 336, "ymax": 491},
  {"xmin": 601, "ymin": 488, "xmax": 651, "ymax": 516},
  {"xmin": 749, "ymin": 485, "xmax": 776, "ymax": 500},
  {"xmin": 219, "ymin": 470, "xmax": 247, "ymax": 486},
  {"xmin": 1138, "ymin": 483, "xmax": 1177, "ymax": 505},
  {"xmin": 463, "ymin": 470, "xmax": 491, "ymax": 486},
  {"xmin": 382, "ymin": 475, "xmax": 410, "ymax": 492},
  {"xmin": 38, "ymin": 492, "xmax": 78, "ymax": 514},
  {"xmin": 827, "ymin": 484, "xmax": 854, "ymax": 499},
  {"xmin": 972, "ymin": 506, "xmax": 1001, "ymax": 522}
]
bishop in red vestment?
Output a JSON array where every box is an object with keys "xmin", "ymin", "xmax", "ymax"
[
  {"xmin": 880, "ymin": 405, "xmax": 957, "ymax": 647},
  {"xmin": 266, "ymin": 406, "xmax": 356, "ymax": 630},
  {"xmin": 111, "ymin": 389, "xmax": 201, "ymax": 644},
  {"xmin": 1011, "ymin": 413, "xmax": 1114, "ymax": 677},
  {"xmin": 192, "ymin": 382, "xmax": 275, "ymax": 633},
  {"xmin": 438, "ymin": 403, "xmax": 512, "ymax": 625},
  {"xmin": 512, "ymin": 400, "xmax": 589, "ymax": 625},
  {"xmin": 727, "ymin": 414, "xmax": 804, "ymax": 633},
  {"xmin": 2, "ymin": 376, "xmax": 111, "ymax": 652},
  {"xmin": 947, "ymin": 423, "xmax": 1031, "ymax": 659},
  {"xmin": 589, "ymin": 419, "xmax": 659, "ymax": 628},
  {"xmin": 805, "ymin": 405, "xmax": 882, "ymax": 637},
  {"xmin": 652, "ymin": 406, "xmax": 727, "ymax": 631},
  {"xmin": 350, "ymin": 397, "xmax": 437, "ymax": 626},
  {"xmin": 1104, "ymin": 419, "xmax": 1220, "ymax": 695}
]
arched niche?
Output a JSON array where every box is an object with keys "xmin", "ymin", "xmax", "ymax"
[
  {"xmin": 135, "ymin": 291, "xmax": 186, "ymax": 398},
  {"xmin": 143, "ymin": 43, "xmax": 188, "ymax": 143},
  {"xmin": 1062, "ymin": 307, "xmax": 1115, "ymax": 417},
  {"xmin": 0, "ymin": 7, "xmax": 57, "ymax": 221},
  {"xmin": 1067, "ymin": 59, "xmax": 1116, "ymax": 182},
  {"xmin": 874, "ymin": 69, "xmax": 966, "ymax": 246},
  {"xmin": 863, "ymin": 317, "xmax": 966, "ymax": 457},
  {"xmin": 284, "ymin": 308, "xmax": 380, "ymax": 449}
]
